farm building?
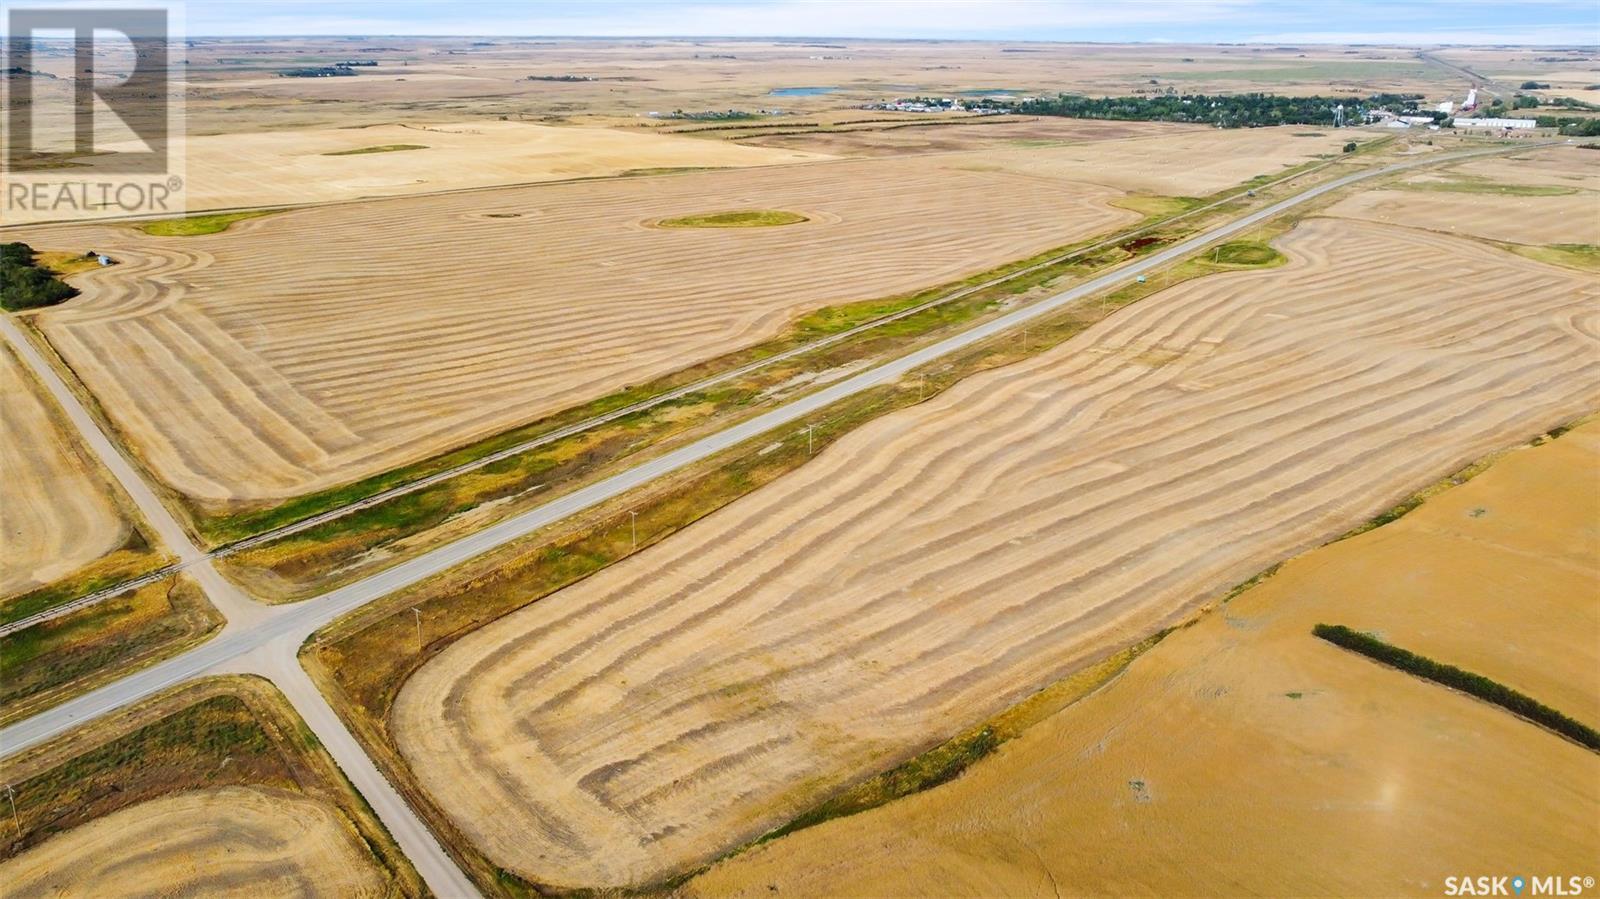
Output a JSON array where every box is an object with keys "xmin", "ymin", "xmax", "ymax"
[{"xmin": 1453, "ymin": 117, "xmax": 1537, "ymax": 130}]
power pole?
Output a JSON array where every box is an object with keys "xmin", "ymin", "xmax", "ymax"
[
  {"xmin": 806, "ymin": 423, "xmax": 815, "ymax": 455},
  {"xmin": 6, "ymin": 784, "xmax": 17, "ymax": 834},
  {"xmin": 411, "ymin": 607, "xmax": 421, "ymax": 651},
  {"xmin": 629, "ymin": 509, "xmax": 638, "ymax": 552}
]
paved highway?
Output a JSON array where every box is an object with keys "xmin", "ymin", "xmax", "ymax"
[{"xmin": 0, "ymin": 141, "xmax": 1542, "ymax": 897}]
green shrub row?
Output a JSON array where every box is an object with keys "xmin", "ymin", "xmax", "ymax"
[{"xmin": 1313, "ymin": 624, "xmax": 1599, "ymax": 751}]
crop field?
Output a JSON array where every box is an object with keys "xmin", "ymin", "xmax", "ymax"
[
  {"xmin": 1442, "ymin": 148, "xmax": 1600, "ymax": 191},
  {"xmin": 734, "ymin": 116, "xmax": 1197, "ymax": 156},
  {"xmin": 3, "ymin": 121, "xmax": 823, "ymax": 218},
  {"xmin": 165, "ymin": 40, "xmax": 1455, "ymax": 124},
  {"xmin": 16, "ymin": 154, "xmax": 1136, "ymax": 507},
  {"xmin": 1, "ymin": 786, "xmax": 392, "ymax": 897},
  {"xmin": 0, "ymin": 342, "xmax": 141, "ymax": 598},
  {"xmin": 0, "ymin": 677, "xmax": 420, "ymax": 896},
  {"xmin": 1323, "ymin": 147, "xmax": 1600, "ymax": 247},
  {"xmin": 1324, "ymin": 187, "xmax": 1600, "ymax": 246},
  {"xmin": 955, "ymin": 126, "xmax": 1359, "ymax": 195},
  {"xmin": 683, "ymin": 421, "xmax": 1600, "ymax": 897},
  {"xmin": 390, "ymin": 218, "xmax": 1600, "ymax": 889}
]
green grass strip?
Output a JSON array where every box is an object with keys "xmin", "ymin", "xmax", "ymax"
[
  {"xmin": 1312, "ymin": 623, "xmax": 1600, "ymax": 751},
  {"xmin": 657, "ymin": 209, "xmax": 808, "ymax": 228},
  {"xmin": 138, "ymin": 210, "xmax": 277, "ymax": 236},
  {"xmin": 322, "ymin": 143, "xmax": 428, "ymax": 156}
]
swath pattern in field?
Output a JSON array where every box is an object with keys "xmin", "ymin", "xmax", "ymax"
[
  {"xmin": 22, "ymin": 156, "xmax": 1134, "ymax": 504},
  {"xmin": 0, "ymin": 786, "xmax": 389, "ymax": 897},
  {"xmin": 0, "ymin": 342, "xmax": 128, "ymax": 596},
  {"xmin": 391, "ymin": 218, "xmax": 1600, "ymax": 889},
  {"xmin": 1323, "ymin": 188, "xmax": 1600, "ymax": 246}
]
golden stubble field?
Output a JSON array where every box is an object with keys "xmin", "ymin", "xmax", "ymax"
[
  {"xmin": 390, "ymin": 218, "xmax": 1600, "ymax": 890},
  {"xmin": 158, "ymin": 39, "xmax": 1461, "ymax": 125},
  {"xmin": 15, "ymin": 153, "xmax": 1138, "ymax": 506},
  {"xmin": 0, "ymin": 786, "xmax": 391, "ymax": 897},
  {"xmin": 1323, "ymin": 146, "xmax": 1600, "ymax": 247},
  {"xmin": 0, "ymin": 342, "xmax": 130, "ymax": 596},
  {"xmin": 684, "ymin": 420, "xmax": 1600, "ymax": 898},
  {"xmin": 733, "ymin": 117, "xmax": 1203, "ymax": 156},
  {"xmin": 960, "ymin": 127, "xmax": 1357, "ymax": 195},
  {"xmin": 3, "ymin": 120, "xmax": 825, "ymax": 219}
]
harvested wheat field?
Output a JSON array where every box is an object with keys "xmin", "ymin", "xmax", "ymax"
[
  {"xmin": 0, "ymin": 342, "xmax": 130, "ymax": 596},
  {"xmin": 954, "ymin": 126, "xmax": 1355, "ymax": 195},
  {"xmin": 391, "ymin": 218, "xmax": 1600, "ymax": 890},
  {"xmin": 736, "ymin": 117, "xmax": 1197, "ymax": 156},
  {"xmin": 0, "ymin": 785, "xmax": 390, "ymax": 897},
  {"xmin": 13, "ymin": 121, "xmax": 824, "ymax": 216},
  {"xmin": 1324, "ymin": 148, "xmax": 1600, "ymax": 246},
  {"xmin": 1324, "ymin": 189, "xmax": 1600, "ymax": 246},
  {"xmin": 684, "ymin": 421, "xmax": 1600, "ymax": 898},
  {"xmin": 1440, "ymin": 147, "xmax": 1600, "ymax": 191},
  {"xmin": 16, "ymin": 156, "xmax": 1136, "ymax": 505}
]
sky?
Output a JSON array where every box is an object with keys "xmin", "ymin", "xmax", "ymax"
[{"xmin": 172, "ymin": 0, "xmax": 1599, "ymax": 45}]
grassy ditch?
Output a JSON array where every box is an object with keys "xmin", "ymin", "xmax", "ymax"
[
  {"xmin": 301, "ymin": 201, "xmax": 1301, "ymax": 895},
  {"xmin": 0, "ymin": 575, "xmax": 221, "ymax": 726},
  {"xmin": 1312, "ymin": 624, "xmax": 1600, "ymax": 751},
  {"xmin": 217, "ymin": 169, "xmax": 1334, "ymax": 597},
  {"xmin": 1393, "ymin": 176, "xmax": 1578, "ymax": 196},
  {"xmin": 137, "ymin": 210, "xmax": 278, "ymax": 237},
  {"xmin": 656, "ymin": 209, "xmax": 808, "ymax": 228},
  {"xmin": 0, "ymin": 676, "xmax": 424, "ymax": 896}
]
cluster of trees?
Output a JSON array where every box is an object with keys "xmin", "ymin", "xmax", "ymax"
[
  {"xmin": 983, "ymin": 92, "xmax": 1429, "ymax": 128},
  {"xmin": 1520, "ymin": 80, "xmax": 1551, "ymax": 90},
  {"xmin": 1, "ymin": 243, "xmax": 79, "ymax": 311},
  {"xmin": 1534, "ymin": 115, "xmax": 1600, "ymax": 136},
  {"xmin": 279, "ymin": 65, "xmax": 359, "ymax": 78},
  {"xmin": 663, "ymin": 108, "xmax": 759, "ymax": 121}
]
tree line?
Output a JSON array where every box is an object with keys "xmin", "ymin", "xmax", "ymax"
[
  {"xmin": 972, "ymin": 92, "xmax": 1433, "ymax": 128},
  {"xmin": 1, "ymin": 243, "xmax": 79, "ymax": 311}
]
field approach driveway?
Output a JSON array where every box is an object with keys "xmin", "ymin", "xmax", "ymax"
[{"xmin": 0, "ymin": 142, "xmax": 1548, "ymax": 897}]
